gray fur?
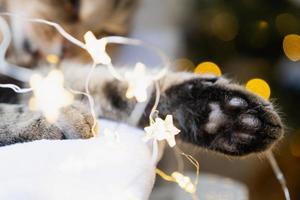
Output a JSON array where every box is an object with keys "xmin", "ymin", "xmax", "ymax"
[
  {"xmin": 0, "ymin": 0, "xmax": 284, "ymax": 156},
  {"xmin": 0, "ymin": 63, "xmax": 285, "ymax": 156},
  {"xmin": 0, "ymin": 100, "xmax": 94, "ymax": 146}
]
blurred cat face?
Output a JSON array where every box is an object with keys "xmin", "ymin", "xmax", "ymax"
[{"xmin": 6, "ymin": 0, "xmax": 138, "ymax": 65}]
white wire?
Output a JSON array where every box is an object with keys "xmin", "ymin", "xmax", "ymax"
[
  {"xmin": 266, "ymin": 151, "xmax": 291, "ymax": 200},
  {"xmin": 0, "ymin": 12, "xmax": 86, "ymax": 50},
  {"xmin": 104, "ymin": 36, "xmax": 170, "ymax": 81},
  {"xmin": 0, "ymin": 16, "xmax": 34, "ymax": 82},
  {"xmin": 69, "ymin": 89, "xmax": 98, "ymax": 137},
  {"xmin": 0, "ymin": 11, "xmax": 291, "ymax": 200},
  {"xmin": 149, "ymin": 81, "xmax": 161, "ymax": 123},
  {"xmin": 0, "ymin": 13, "xmax": 170, "ymax": 83},
  {"xmin": 83, "ymin": 62, "xmax": 98, "ymax": 136},
  {"xmin": 106, "ymin": 63, "xmax": 125, "ymax": 81},
  {"xmin": 0, "ymin": 84, "xmax": 32, "ymax": 93},
  {"xmin": 151, "ymin": 140, "xmax": 159, "ymax": 165},
  {"xmin": 127, "ymin": 84, "xmax": 154, "ymax": 126}
]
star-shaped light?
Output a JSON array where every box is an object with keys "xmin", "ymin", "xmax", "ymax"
[
  {"xmin": 171, "ymin": 172, "xmax": 196, "ymax": 194},
  {"xmin": 84, "ymin": 31, "xmax": 111, "ymax": 65},
  {"xmin": 144, "ymin": 115, "xmax": 180, "ymax": 147},
  {"xmin": 29, "ymin": 70, "xmax": 74, "ymax": 123},
  {"xmin": 125, "ymin": 62, "xmax": 152, "ymax": 102}
]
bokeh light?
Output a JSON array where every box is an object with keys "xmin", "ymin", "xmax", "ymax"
[
  {"xmin": 258, "ymin": 20, "xmax": 268, "ymax": 30},
  {"xmin": 289, "ymin": 131, "xmax": 300, "ymax": 157},
  {"xmin": 211, "ymin": 12, "xmax": 238, "ymax": 41},
  {"xmin": 276, "ymin": 13, "xmax": 300, "ymax": 36},
  {"xmin": 283, "ymin": 34, "xmax": 300, "ymax": 61},
  {"xmin": 173, "ymin": 58, "xmax": 195, "ymax": 71},
  {"xmin": 46, "ymin": 54, "xmax": 59, "ymax": 64},
  {"xmin": 194, "ymin": 61, "xmax": 222, "ymax": 76},
  {"xmin": 246, "ymin": 78, "xmax": 271, "ymax": 100}
]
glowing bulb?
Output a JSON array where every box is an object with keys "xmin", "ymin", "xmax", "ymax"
[
  {"xmin": 194, "ymin": 61, "xmax": 222, "ymax": 76},
  {"xmin": 144, "ymin": 115, "xmax": 180, "ymax": 147},
  {"xmin": 46, "ymin": 54, "xmax": 59, "ymax": 64},
  {"xmin": 258, "ymin": 20, "xmax": 268, "ymax": 30},
  {"xmin": 125, "ymin": 62, "xmax": 151, "ymax": 102},
  {"xmin": 290, "ymin": 139, "xmax": 300, "ymax": 157},
  {"xmin": 29, "ymin": 70, "xmax": 74, "ymax": 123},
  {"xmin": 84, "ymin": 31, "xmax": 111, "ymax": 65},
  {"xmin": 211, "ymin": 13, "xmax": 238, "ymax": 41},
  {"xmin": 276, "ymin": 13, "xmax": 299, "ymax": 36},
  {"xmin": 283, "ymin": 34, "xmax": 300, "ymax": 61},
  {"xmin": 246, "ymin": 78, "xmax": 271, "ymax": 100},
  {"xmin": 171, "ymin": 172, "xmax": 196, "ymax": 194}
]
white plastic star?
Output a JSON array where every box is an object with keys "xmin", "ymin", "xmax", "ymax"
[
  {"xmin": 171, "ymin": 172, "xmax": 196, "ymax": 194},
  {"xmin": 29, "ymin": 70, "xmax": 74, "ymax": 123},
  {"xmin": 84, "ymin": 31, "xmax": 111, "ymax": 65},
  {"xmin": 144, "ymin": 115, "xmax": 180, "ymax": 147},
  {"xmin": 125, "ymin": 62, "xmax": 151, "ymax": 102}
]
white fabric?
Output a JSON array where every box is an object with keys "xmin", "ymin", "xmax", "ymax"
[{"xmin": 0, "ymin": 119, "xmax": 156, "ymax": 200}]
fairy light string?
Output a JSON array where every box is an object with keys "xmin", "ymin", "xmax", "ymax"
[
  {"xmin": 0, "ymin": 16, "xmax": 33, "ymax": 82},
  {"xmin": 267, "ymin": 151, "xmax": 291, "ymax": 200},
  {"xmin": 83, "ymin": 62, "xmax": 98, "ymax": 136},
  {"xmin": 155, "ymin": 149, "xmax": 200, "ymax": 198},
  {"xmin": 0, "ymin": 13, "xmax": 291, "ymax": 200}
]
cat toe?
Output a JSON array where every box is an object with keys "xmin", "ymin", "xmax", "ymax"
[
  {"xmin": 227, "ymin": 97, "xmax": 248, "ymax": 110},
  {"xmin": 56, "ymin": 102, "xmax": 95, "ymax": 139},
  {"xmin": 162, "ymin": 76, "xmax": 284, "ymax": 156},
  {"xmin": 238, "ymin": 114, "xmax": 261, "ymax": 131}
]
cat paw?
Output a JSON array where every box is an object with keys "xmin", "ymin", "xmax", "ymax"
[
  {"xmin": 162, "ymin": 76, "xmax": 284, "ymax": 156},
  {"xmin": 56, "ymin": 102, "xmax": 96, "ymax": 139}
]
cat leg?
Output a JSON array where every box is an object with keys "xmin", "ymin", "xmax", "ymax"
[
  {"xmin": 62, "ymin": 64, "xmax": 284, "ymax": 156},
  {"xmin": 157, "ymin": 74, "xmax": 284, "ymax": 156},
  {"xmin": 0, "ymin": 101, "xmax": 94, "ymax": 147}
]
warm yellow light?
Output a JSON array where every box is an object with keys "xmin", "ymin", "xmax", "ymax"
[
  {"xmin": 283, "ymin": 34, "xmax": 300, "ymax": 61},
  {"xmin": 194, "ymin": 61, "xmax": 222, "ymax": 77},
  {"xmin": 211, "ymin": 13, "xmax": 238, "ymax": 41},
  {"xmin": 171, "ymin": 172, "xmax": 196, "ymax": 194},
  {"xmin": 46, "ymin": 54, "xmax": 59, "ymax": 64},
  {"xmin": 29, "ymin": 70, "xmax": 74, "ymax": 123},
  {"xmin": 276, "ymin": 13, "xmax": 299, "ymax": 36},
  {"xmin": 246, "ymin": 78, "xmax": 271, "ymax": 100},
  {"xmin": 258, "ymin": 20, "xmax": 268, "ymax": 30},
  {"xmin": 289, "ymin": 130, "xmax": 300, "ymax": 157},
  {"xmin": 155, "ymin": 169, "xmax": 196, "ymax": 194},
  {"xmin": 144, "ymin": 115, "xmax": 180, "ymax": 147},
  {"xmin": 84, "ymin": 31, "xmax": 111, "ymax": 65},
  {"xmin": 173, "ymin": 58, "xmax": 195, "ymax": 71},
  {"xmin": 125, "ymin": 62, "xmax": 151, "ymax": 102}
]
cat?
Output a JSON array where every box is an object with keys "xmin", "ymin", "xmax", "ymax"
[
  {"xmin": 0, "ymin": 62, "xmax": 284, "ymax": 156},
  {"xmin": 0, "ymin": 0, "xmax": 139, "ymax": 102},
  {"xmin": 0, "ymin": 0, "xmax": 284, "ymax": 156},
  {"xmin": 2, "ymin": 0, "xmax": 139, "ymax": 66}
]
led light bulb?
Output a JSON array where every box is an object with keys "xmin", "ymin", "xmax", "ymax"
[
  {"xmin": 84, "ymin": 31, "xmax": 111, "ymax": 65},
  {"xmin": 29, "ymin": 70, "xmax": 74, "ymax": 123},
  {"xmin": 144, "ymin": 115, "xmax": 180, "ymax": 147},
  {"xmin": 125, "ymin": 62, "xmax": 151, "ymax": 102},
  {"xmin": 171, "ymin": 172, "xmax": 196, "ymax": 194}
]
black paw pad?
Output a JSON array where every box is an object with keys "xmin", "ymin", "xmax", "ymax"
[
  {"xmin": 163, "ymin": 77, "xmax": 284, "ymax": 156},
  {"xmin": 227, "ymin": 97, "xmax": 248, "ymax": 110}
]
